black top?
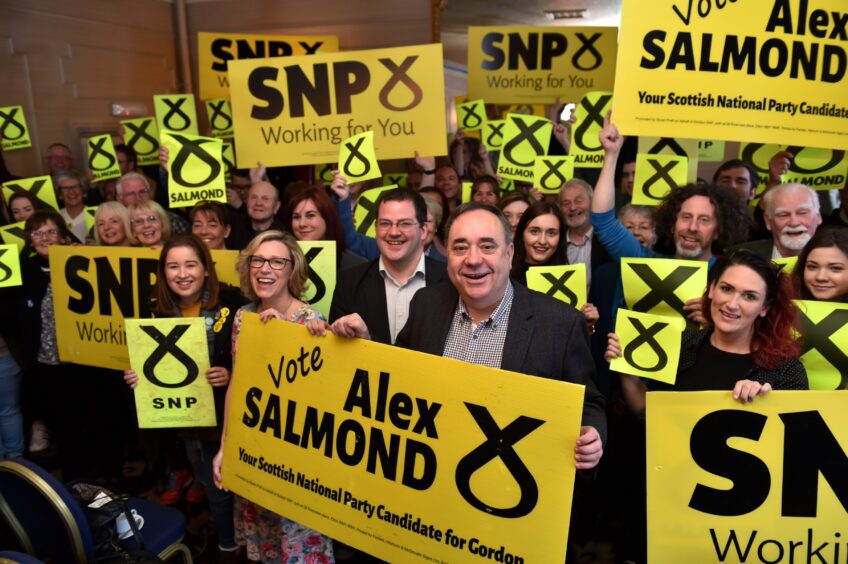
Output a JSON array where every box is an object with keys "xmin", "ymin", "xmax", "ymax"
[
  {"xmin": 668, "ymin": 338, "xmax": 755, "ymax": 391},
  {"xmin": 649, "ymin": 329, "xmax": 809, "ymax": 392}
]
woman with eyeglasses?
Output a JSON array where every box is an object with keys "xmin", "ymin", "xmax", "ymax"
[
  {"xmin": 129, "ymin": 200, "xmax": 170, "ymax": 248},
  {"xmin": 123, "ymin": 233, "xmax": 244, "ymax": 556},
  {"xmin": 10, "ymin": 212, "xmax": 76, "ymax": 465},
  {"xmin": 212, "ymin": 230, "xmax": 334, "ymax": 563}
]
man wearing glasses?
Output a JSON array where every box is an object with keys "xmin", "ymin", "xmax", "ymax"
[{"xmin": 330, "ymin": 188, "xmax": 447, "ymax": 345}]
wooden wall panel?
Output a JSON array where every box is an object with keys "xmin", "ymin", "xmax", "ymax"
[
  {"xmin": 0, "ymin": 0, "xmax": 434, "ymax": 179},
  {"xmin": 0, "ymin": 0, "xmax": 177, "ymax": 178}
]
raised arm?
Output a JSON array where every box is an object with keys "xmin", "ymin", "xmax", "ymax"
[{"xmin": 592, "ymin": 111, "xmax": 624, "ymax": 214}]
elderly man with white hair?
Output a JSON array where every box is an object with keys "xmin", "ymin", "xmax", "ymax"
[
  {"xmin": 736, "ymin": 183, "xmax": 822, "ymax": 259},
  {"xmin": 115, "ymin": 172, "xmax": 190, "ymax": 234}
]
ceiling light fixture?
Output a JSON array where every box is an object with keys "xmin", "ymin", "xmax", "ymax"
[{"xmin": 544, "ymin": 9, "xmax": 587, "ymax": 19}]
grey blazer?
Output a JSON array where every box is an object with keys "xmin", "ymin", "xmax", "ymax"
[{"xmin": 395, "ymin": 280, "xmax": 607, "ymax": 440}]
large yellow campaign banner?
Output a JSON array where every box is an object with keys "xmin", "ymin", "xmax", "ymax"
[
  {"xmin": 197, "ymin": 32, "xmax": 339, "ymax": 101},
  {"xmin": 614, "ymin": 0, "xmax": 848, "ymax": 150},
  {"xmin": 647, "ymin": 391, "xmax": 848, "ymax": 562},
  {"xmin": 228, "ymin": 44, "xmax": 447, "ymax": 167},
  {"xmin": 50, "ymin": 247, "xmax": 237, "ymax": 370},
  {"xmin": 223, "ymin": 314, "xmax": 586, "ymax": 564},
  {"xmin": 467, "ymin": 27, "xmax": 617, "ymax": 104}
]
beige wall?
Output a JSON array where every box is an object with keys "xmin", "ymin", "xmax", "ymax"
[
  {"xmin": 0, "ymin": 0, "xmax": 178, "ymax": 178},
  {"xmin": 0, "ymin": 0, "xmax": 435, "ymax": 180}
]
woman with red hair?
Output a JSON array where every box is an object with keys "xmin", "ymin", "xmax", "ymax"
[
  {"xmin": 283, "ymin": 185, "xmax": 366, "ymax": 272},
  {"xmin": 607, "ymin": 249, "xmax": 808, "ymax": 414}
]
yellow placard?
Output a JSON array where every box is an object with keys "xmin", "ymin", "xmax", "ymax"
[
  {"xmin": 197, "ymin": 31, "xmax": 339, "ymax": 100},
  {"xmin": 741, "ymin": 143, "xmax": 848, "ymax": 197},
  {"xmin": 795, "ymin": 300, "xmax": 848, "ymax": 391},
  {"xmin": 533, "ymin": 156, "xmax": 575, "ymax": 194},
  {"xmin": 50, "ymin": 246, "xmax": 160, "ymax": 369},
  {"xmin": 647, "ymin": 391, "xmax": 848, "ymax": 562},
  {"xmin": 154, "ymin": 94, "xmax": 199, "ymax": 135},
  {"xmin": 84, "ymin": 206, "xmax": 97, "ymax": 236},
  {"xmin": 315, "ymin": 163, "xmax": 334, "ymax": 185},
  {"xmin": 482, "ymin": 119, "xmax": 506, "ymax": 151},
  {"xmin": 210, "ymin": 249, "xmax": 239, "ymax": 287},
  {"xmin": 161, "ymin": 131, "xmax": 226, "ymax": 207},
  {"xmin": 615, "ymin": 0, "xmax": 848, "ymax": 150},
  {"xmin": 353, "ymin": 185, "xmax": 396, "ymax": 237},
  {"xmin": 126, "ymin": 317, "xmax": 215, "ymax": 428},
  {"xmin": 48, "ymin": 246, "xmax": 241, "ymax": 370},
  {"xmin": 2, "ymin": 176, "xmax": 60, "ymax": 211},
  {"xmin": 298, "ymin": 240, "xmax": 336, "ymax": 319},
  {"xmin": 610, "ymin": 309, "xmax": 683, "ymax": 383},
  {"xmin": 224, "ymin": 314, "xmax": 584, "ymax": 564},
  {"xmin": 0, "ymin": 222, "xmax": 26, "ymax": 253},
  {"xmin": 461, "ymin": 181, "xmax": 472, "ymax": 204},
  {"xmin": 569, "ymin": 91, "xmax": 613, "ymax": 169},
  {"xmin": 222, "ymin": 141, "xmax": 235, "ymax": 184},
  {"xmin": 205, "ymin": 98, "xmax": 234, "ymax": 138},
  {"xmin": 457, "ymin": 99, "xmax": 486, "ymax": 131},
  {"xmin": 621, "ymin": 257, "xmax": 708, "ymax": 330},
  {"xmin": 382, "ymin": 173, "xmax": 407, "ymax": 188},
  {"xmin": 338, "ymin": 131, "xmax": 381, "ymax": 183},
  {"xmin": 772, "ymin": 255, "xmax": 798, "ymax": 273},
  {"xmin": 638, "ymin": 137, "xmax": 699, "ymax": 184},
  {"xmin": 121, "ymin": 117, "xmax": 161, "ymax": 166},
  {"xmin": 499, "ymin": 104, "xmax": 545, "ymax": 118},
  {"xmin": 467, "ymin": 26, "xmax": 617, "ymax": 104},
  {"xmin": 87, "ymin": 134, "xmax": 122, "ymax": 182},
  {"xmin": 0, "ymin": 244, "xmax": 22, "ymax": 288},
  {"xmin": 500, "ymin": 178, "xmax": 515, "ymax": 191},
  {"xmin": 0, "ymin": 105, "xmax": 32, "ymax": 150},
  {"xmin": 526, "ymin": 263, "xmax": 587, "ymax": 309},
  {"xmin": 632, "ymin": 153, "xmax": 689, "ymax": 206},
  {"xmin": 697, "ymin": 140, "xmax": 725, "ymax": 163},
  {"xmin": 497, "ymin": 113, "xmax": 552, "ymax": 181},
  {"xmin": 229, "ymin": 44, "xmax": 447, "ymax": 167}
]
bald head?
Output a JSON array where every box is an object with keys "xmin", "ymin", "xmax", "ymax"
[{"xmin": 247, "ymin": 181, "xmax": 280, "ymax": 226}]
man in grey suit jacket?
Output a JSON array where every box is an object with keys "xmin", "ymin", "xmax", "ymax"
[{"xmin": 326, "ymin": 202, "xmax": 606, "ymax": 469}]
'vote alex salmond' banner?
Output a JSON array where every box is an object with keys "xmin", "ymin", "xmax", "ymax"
[
  {"xmin": 614, "ymin": 0, "xmax": 848, "ymax": 150},
  {"xmin": 228, "ymin": 44, "xmax": 447, "ymax": 167},
  {"xmin": 467, "ymin": 26, "xmax": 618, "ymax": 104},
  {"xmin": 647, "ymin": 391, "xmax": 848, "ymax": 562},
  {"xmin": 223, "ymin": 314, "xmax": 586, "ymax": 564}
]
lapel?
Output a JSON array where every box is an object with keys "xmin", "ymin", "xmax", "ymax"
[
  {"xmin": 363, "ymin": 261, "xmax": 391, "ymax": 342},
  {"xmin": 500, "ymin": 284, "xmax": 534, "ymax": 373}
]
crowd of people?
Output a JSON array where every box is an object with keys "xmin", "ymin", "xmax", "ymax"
[{"xmin": 0, "ymin": 101, "xmax": 846, "ymax": 564}]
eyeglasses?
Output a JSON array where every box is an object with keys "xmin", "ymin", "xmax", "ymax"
[
  {"xmin": 59, "ymin": 184, "xmax": 82, "ymax": 192},
  {"xmin": 31, "ymin": 229, "xmax": 59, "ymax": 239},
  {"xmin": 376, "ymin": 219, "xmax": 419, "ymax": 231},
  {"xmin": 131, "ymin": 214, "xmax": 160, "ymax": 226},
  {"xmin": 248, "ymin": 256, "xmax": 292, "ymax": 270}
]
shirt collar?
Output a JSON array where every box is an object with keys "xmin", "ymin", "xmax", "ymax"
[
  {"xmin": 458, "ymin": 281, "xmax": 514, "ymax": 328},
  {"xmin": 379, "ymin": 253, "xmax": 426, "ymax": 284},
  {"xmin": 567, "ymin": 226, "xmax": 593, "ymax": 246}
]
